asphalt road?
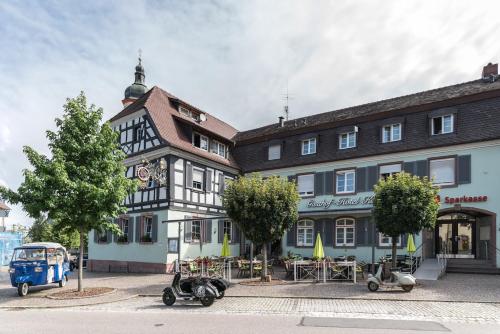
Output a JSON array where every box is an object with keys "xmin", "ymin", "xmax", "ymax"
[{"xmin": 0, "ymin": 309, "xmax": 498, "ymax": 334}]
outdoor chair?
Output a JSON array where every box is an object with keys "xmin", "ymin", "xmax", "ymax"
[
  {"xmin": 356, "ymin": 261, "xmax": 367, "ymax": 281},
  {"xmin": 328, "ymin": 263, "xmax": 348, "ymax": 280},
  {"xmin": 284, "ymin": 260, "xmax": 294, "ymax": 279},
  {"xmin": 266, "ymin": 258, "xmax": 275, "ymax": 275},
  {"xmin": 237, "ymin": 260, "xmax": 250, "ymax": 278}
]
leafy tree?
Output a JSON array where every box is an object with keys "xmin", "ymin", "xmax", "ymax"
[
  {"xmin": 0, "ymin": 93, "xmax": 137, "ymax": 291},
  {"xmin": 373, "ymin": 172, "xmax": 439, "ymax": 268},
  {"xmin": 223, "ymin": 174, "xmax": 300, "ymax": 280},
  {"xmin": 27, "ymin": 215, "xmax": 82, "ymax": 250}
]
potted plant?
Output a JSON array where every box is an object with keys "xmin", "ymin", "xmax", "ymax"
[
  {"xmin": 140, "ymin": 235, "xmax": 152, "ymax": 243},
  {"xmin": 117, "ymin": 235, "xmax": 128, "ymax": 243}
]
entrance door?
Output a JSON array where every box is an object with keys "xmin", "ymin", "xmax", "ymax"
[{"xmin": 436, "ymin": 219, "xmax": 475, "ymax": 258}]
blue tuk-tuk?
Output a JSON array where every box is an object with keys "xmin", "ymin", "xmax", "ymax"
[{"xmin": 9, "ymin": 242, "xmax": 71, "ymax": 296}]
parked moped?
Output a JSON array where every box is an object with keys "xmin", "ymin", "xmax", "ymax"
[
  {"xmin": 367, "ymin": 261, "xmax": 416, "ymax": 292},
  {"xmin": 162, "ymin": 272, "xmax": 220, "ymax": 307}
]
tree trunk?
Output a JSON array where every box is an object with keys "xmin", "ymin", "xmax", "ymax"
[
  {"xmin": 261, "ymin": 243, "xmax": 268, "ymax": 281},
  {"xmin": 78, "ymin": 228, "xmax": 84, "ymax": 292},
  {"xmin": 391, "ymin": 237, "xmax": 398, "ymax": 269}
]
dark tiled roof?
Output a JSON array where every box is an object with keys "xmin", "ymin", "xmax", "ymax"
[
  {"xmin": 109, "ymin": 87, "xmax": 239, "ymax": 168},
  {"xmin": 235, "ymin": 78, "xmax": 500, "ymax": 142}
]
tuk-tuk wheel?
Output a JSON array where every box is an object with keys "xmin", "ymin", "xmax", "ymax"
[
  {"xmin": 17, "ymin": 283, "xmax": 29, "ymax": 297},
  {"xmin": 59, "ymin": 275, "xmax": 68, "ymax": 287}
]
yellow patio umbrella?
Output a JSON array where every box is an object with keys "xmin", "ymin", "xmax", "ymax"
[
  {"xmin": 221, "ymin": 233, "xmax": 231, "ymax": 257},
  {"xmin": 313, "ymin": 233, "xmax": 325, "ymax": 259},
  {"xmin": 407, "ymin": 234, "xmax": 416, "ymax": 273}
]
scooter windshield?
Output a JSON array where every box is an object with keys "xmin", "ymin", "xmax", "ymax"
[{"xmin": 12, "ymin": 248, "xmax": 46, "ymax": 262}]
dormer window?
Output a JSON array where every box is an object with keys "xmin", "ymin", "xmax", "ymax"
[
  {"xmin": 432, "ymin": 115, "xmax": 454, "ymax": 135},
  {"xmin": 301, "ymin": 138, "xmax": 316, "ymax": 155},
  {"xmin": 339, "ymin": 132, "xmax": 356, "ymax": 149},
  {"xmin": 179, "ymin": 106, "xmax": 191, "ymax": 117},
  {"xmin": 382, "ymin": 123, "xmax": 401, "ymax": 143},
  {"xmin": 212, "ymin": 140, "xmax": 227, "ymax": 158},
  {"xmin": 192, "ymin": 132, "xmax": 208, "ymax": 151}
]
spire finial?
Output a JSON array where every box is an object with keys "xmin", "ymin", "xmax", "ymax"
[{"xmin": 138, "ymin": 48, "xmax": 142, "ymax": 65}]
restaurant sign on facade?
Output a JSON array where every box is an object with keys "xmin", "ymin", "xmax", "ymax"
[{"xmin": 307, "ymin": 196, "xmax": 375, "ymax": 209}]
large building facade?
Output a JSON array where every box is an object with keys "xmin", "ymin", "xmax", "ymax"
[{"xmin": 88, "ymin": 62, "xmax": 500, "ymax": 273}]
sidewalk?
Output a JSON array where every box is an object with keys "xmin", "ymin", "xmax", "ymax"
[{"xmin": 1, "ymin": 268, "xmax": 500, "ymax": 308}]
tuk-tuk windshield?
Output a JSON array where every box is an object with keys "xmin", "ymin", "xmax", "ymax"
[{"xmin": 12, "ymin": 248, "xmax": 46, "ymax": 262}]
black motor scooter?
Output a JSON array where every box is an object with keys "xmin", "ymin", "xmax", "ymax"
[
  {"xmin": 162, "ymin": 272, "xmax": 220, "ymax": 307},
  {"xmin": 180, "ymin": 275, "xmax": 229, "ymax": 299}
]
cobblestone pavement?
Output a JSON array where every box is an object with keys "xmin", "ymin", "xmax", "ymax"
[{"xmin": 76, "ymin": 296, "xmax": 500, "ymax": 324}]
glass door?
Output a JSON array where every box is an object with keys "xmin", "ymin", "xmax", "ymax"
[{"xmin": 436, "ymin": 218, "xmax": 475, "ymax": 258}]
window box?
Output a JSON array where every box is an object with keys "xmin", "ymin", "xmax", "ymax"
[
  {"xmin": 140, "ymin": 235, "xmax": 153, "ymax": 243},
  {"xmin": 117, "ymin": 235, "xmax": 128, "ymax": 244}
]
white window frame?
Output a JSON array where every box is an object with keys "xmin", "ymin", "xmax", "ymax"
[
  {"xmin": 212, "ymin": 140, "xmax": 227, "ymax": 158},
  {"xmin": 382, "ymin": 123, "xmax": 401, "ymax": 143},
  {"xmin": 192, "ymin": 168, "xmax": 205, "ymax": 190},
  {"xmin": 297, "ymin": 174, "xmax": 315, "ymax": 197},
  {"xmin": 379, "ymin": 163, "xmax": 402, "ymax": 180},
  {"xmin": 301, "ymin": 138, "xmax": 316, "ymax": 155},
  {"xmin": 429, "ymin": 157, "xmax": 456, "ymax": 186},
  {"xmin": 223, "ymin": 220, "xmax": 232, "ymax": 243},
  {"xmin": 179, "ymin": 106, "xmax": 191, "ymax": 117},
  {"xmin": 192, "ymin": 132, "xmax": 208, "ymax": 151},
  {"xmin": 268, "ymin": 144, "xmax": 281, "ymax": 160},
  {"xmin": 379, "ymin": 233, "xmax": 401, "ymax": 247},
  {"xmin": 339, "ymin": 132, "xmax": 356, "ymax": 149},
  {"xmin": 431, "ymin": 114, "xmax": 454, "ymax": 135},
  {"xmin": 336, "ymin": 170, "xmax": 356, "ymax": 194},
  {"xmin": 296, "ymin": 220, "xmax": 314, "ymax": 247},
  {"xmin": 191, "ymin": 220, "xmax": 201, "ymax": 242},
  {"xmin": 335, "ymin": 218, "xmax": 355, "ymax": 247}
]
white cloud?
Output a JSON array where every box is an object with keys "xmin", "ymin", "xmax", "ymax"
[{"xmin": 1, "ymin": 0, "xmax": 500, "ymax": 225}]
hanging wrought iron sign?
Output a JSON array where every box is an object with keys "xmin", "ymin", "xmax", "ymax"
[{"xmin": 136, "ymin": 157, "xmax": 168, "ymax": 189}]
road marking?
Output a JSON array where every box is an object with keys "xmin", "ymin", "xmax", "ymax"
[{"xmin": 301, "ymin": 317, "xmax": 450, "ymax": 331}]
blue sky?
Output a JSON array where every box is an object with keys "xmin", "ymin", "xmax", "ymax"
[{"xmin": 2, "ymin": 0, "xmax": 500, "ymax": 226}]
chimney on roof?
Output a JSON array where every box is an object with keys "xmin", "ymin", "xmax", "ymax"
[
  {"xmin": 278, "ymin": 116, "xmax": 284, "ymax": 127},
  {"xmin": 482, "ymin": 62, "xmax": 498, "ymax": 78}
]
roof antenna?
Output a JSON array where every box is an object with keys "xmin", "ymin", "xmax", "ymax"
[{"xmin": 282, "ymin": 80, "xmax": 293, "ymax": 121}]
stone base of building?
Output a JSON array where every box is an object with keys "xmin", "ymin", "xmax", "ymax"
[{"xmin": 88, "ymin": 259, "xmax": 168, "ymax": 274}]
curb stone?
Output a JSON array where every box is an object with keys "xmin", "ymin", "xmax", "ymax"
[
  {"xmin": 0, "ymin": 294, "xmax": 138, "ymax": 309},
  {"xmin": 137, "ymin": 293, "xmax": 500, "ymax": 304}
]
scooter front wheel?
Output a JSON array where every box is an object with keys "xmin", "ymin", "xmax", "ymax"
[
  {"xmin": 367, "ymin": 281, "xmax": 379, "ymax": 292},
  {"xmin": 162, "ymin": 290, "xmax": 176, "ymax": 306},
  {"xmin": 200, "ymin": 296, "xmax": 214, "ymax": 307},
  {"xmin": 216, "ymin": 290, "xmax": 225, "ymax": 299},
  {"xmin": 18, "ymin": 283, "xmax": 29, "ymax": 297},
  {"xmin": 402, "ymin": 285, "xmax": 414, "ymax": 292}
]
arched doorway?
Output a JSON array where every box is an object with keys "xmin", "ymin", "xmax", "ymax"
[{"xmin": 434, "ymin": 207, "xmax": 496, "ymax": 262}]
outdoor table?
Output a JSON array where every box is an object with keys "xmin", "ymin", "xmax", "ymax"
[
  {"xmin": 293, "ymin": 260, "xmax": 325, "ymax": 282},
  {"xmin": 240, "ymin": 260, "xmax": 262, "ymax": 277}
]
